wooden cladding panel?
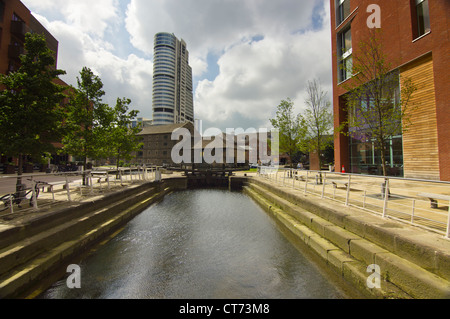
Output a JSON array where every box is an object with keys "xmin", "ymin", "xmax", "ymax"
[{"xmin": 401, "ymin": 54, "xmax": 440, "ymax": 180}]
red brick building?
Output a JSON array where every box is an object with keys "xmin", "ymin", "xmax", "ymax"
[
  {"xmin": 0, "ymin": 0, "xmax": 59, "ymax": 74},
  {"xmin": 330, "ymin": 0, "xmax": 450, "ymax": 181},
  {"xmin": 1, "ymin": 0, "xmax": 70, "ymax": 171}
]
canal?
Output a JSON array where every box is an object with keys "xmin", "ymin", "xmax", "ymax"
[{"xmin": 39, "ymin": 189, "xmax": 357, "ymax": 299}]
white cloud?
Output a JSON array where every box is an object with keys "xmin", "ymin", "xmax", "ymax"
[
  {"xmin": 125, "ymin": 0, "xmax": 320, "ymax": 66},
  {"xmin": 29, "ymin": 11, "xmax": 154, "ymax": 118},
  {"xmin": 195, "ymin": 26, "xmax": 333, "ymax": 130},
  {"xmin": 22, "ymin": 0, "xmax": 333, "ymax": 129},
  {"xmin": 23, "ymin": 0, "xmax": 119, "ymax": 37}
]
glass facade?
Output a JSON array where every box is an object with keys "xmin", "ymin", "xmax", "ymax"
[
  {"xmin": 349, "ymin": 135, "xmax": 404, "ymax": 177},
  {"xmin": 347, "ymin": 74, "xmax": 404, "ymax": 177},
  {"xmin": 152, "ymin": 33, "xmax": 194, "ymax": 126}
]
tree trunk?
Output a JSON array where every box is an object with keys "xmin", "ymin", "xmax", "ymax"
[
  {"xmin": 380, "ymin": 143, "xmax": 387, "ymax": 177},
  {"xmin": 116, "ymin": 150, "xmax": 121, "ymax": 179},
  {"xmin": 83, "ymin": 156, "xmax": 88, "ymax": 186},
  {"xmin": 16, "ymin": 154, "xmax": 24, "ymax": 192}
]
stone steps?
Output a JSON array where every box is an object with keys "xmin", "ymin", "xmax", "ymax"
[
  {"xmin": 243, "ymin": 181, "xmax": 450, "ymax": 299},
  {"xmin": 0, "ymin": 186, "xmax": 167, "ymax": 298}
]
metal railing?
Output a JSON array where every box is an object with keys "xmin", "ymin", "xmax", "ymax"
[
  {"xmin": 0, "ymin": 166, "xmax": 161, "ymax": 218},
  {"xmin": 258, "ymin": 167, "xmax": 450, "ymax": 239}
]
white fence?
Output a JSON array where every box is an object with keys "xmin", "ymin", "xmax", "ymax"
[
  {"xmin": 0, "ymin": 166, "xmax": 160, "ymax": 218},
  {"xmin": 258, "ymin": 167, "xmax": 450, "ymax": 239}
]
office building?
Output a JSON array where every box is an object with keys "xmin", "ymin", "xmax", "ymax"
[
  {"xmin": 330, "ymin": 0, "xmax": 449, "ymax": 181},
  {"xmin": 0, "ymin": 0, "xmax": 59, "ymax": 74},
  {"xmin": 0, "ymin": 0, "xmax": 69, "ymax": 171},
  {"xmin": 152, "ymin": 32, "xmax": 194, "ymax": 126}
]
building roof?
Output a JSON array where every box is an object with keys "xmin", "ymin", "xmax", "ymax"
[{"xmin": 138, "ymin": 122, "xmax": 194, "ymax": 135}]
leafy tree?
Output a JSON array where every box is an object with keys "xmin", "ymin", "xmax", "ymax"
[
  {"xmin": 339, "ymin": 29, "xmax": 417, "ymax": 176},
  {"xmin": 105, "ymin": 97, "xmax": 143, "ymax": 171},
  {"xmin": 61, "ymin": 67, "xmax": 112, "ymax": 183},
  {"xmin": 270, "ymin": 98, "xmax": 306, "ymax": 168},
  {"xmin": 0, "ymin": 33, "xmax": 66, "ymax": 188},
  {"xmin": 301, "ymin": 79, "xmax": 334, "ymax": 170}
]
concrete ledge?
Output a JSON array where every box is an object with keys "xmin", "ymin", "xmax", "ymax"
[
  {"xmin": 248, "ymin": 178, "xmax": 450, "ymax": 282},
  {"xmin": 244, "ymin": 179, "xmax": 450, "ymax": 299},
  {"xmin": 349, "ymin": 239, "xmax": 390, "ymax": 266},
  {"xmin": 0, "ymin": 182, "xmax": 175, "ymax": 298},
  {"xmin": 244, "ymin": 185, "xmax": 413, "ymax": 298},
  {"xmin": 374, "ymin": 252, "xmax": 450, "ymax": 299},
  {"xmin": 324, "ymin": 225, "xmax": 360, "ymax": 254}
]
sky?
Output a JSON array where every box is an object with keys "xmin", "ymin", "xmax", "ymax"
[{"xmin": 21, "ymin": 0, "xmax": 333, "ymax": 132}]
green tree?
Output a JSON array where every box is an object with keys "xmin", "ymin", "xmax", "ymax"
[
  {"xmin": 339, "ymin": 29, "xmax": 417, "ymax": 176},
  {"xmin": 61, "ymin": 67, "xmax": 112, "ymax": 183},
  {"xmin": 270, "ymin": 98, "xmax": 306, "ymax": 168},
  {"xmin": 0, "ymin": 33, "xmax": 66, "ymax": 188},
  {"xmin": 105, "ymin": 97, "xmax": 143, "ymax": 171},
  {"xmin": 301, "ymin": 79, "xmax": 334, "ymax": 170}
]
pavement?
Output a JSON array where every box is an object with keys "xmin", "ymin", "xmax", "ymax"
[
  {"xmin": 0, "ymin": 169, "xmax": 182, "ymax": 225},
  {"xmin": 0, "ymin": 169, "xmax": 449, "ymax": 237},
  {"xmin": 249, "ymin": 169, "xmax": 450, "ymax": 238}
]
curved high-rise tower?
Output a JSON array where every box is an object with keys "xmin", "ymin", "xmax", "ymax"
[{"xmin": 152, "ymin": 32, "xmax": 194, "ymax": 125}]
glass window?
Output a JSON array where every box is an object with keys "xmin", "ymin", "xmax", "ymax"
[
  {"xmin": 0, "ymin": 1, "xmax": 5, "ymax": 23},
  {"xmin": 415, "ymin": 0, "xmax": 431, "ymax": 37},
  {"xmin": 337, "ymin": 0, "xmax": 351, "ymax": 25},
  {"xmin": 338, "ymin": 27, "xmax": 352, "ymax": 82}
]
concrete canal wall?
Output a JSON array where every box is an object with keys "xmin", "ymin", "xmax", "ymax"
[
  {"xmin": 0, "ymin": 178, "xmax": 188, "ymax": 298},
  {"xmin": 242, "ymin": 177, "xmax": 450, "ymax": 299},
  {"xmin": 0, "ymin": 173, "xmax": 448, "ymax": 299}
]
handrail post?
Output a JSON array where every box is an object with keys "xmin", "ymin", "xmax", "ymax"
[
  {"xmin": 382, "ymin": 178, "xmax": 390, "ymax": 218},
  {"xmin": 89, "ymin": 172, "xmax": 93, "ymax": 194},
  {"xmin": 9, "ymin": 195, "xmax": 14, "ymax": 214},
  {"xmin": 345, "ymin": 174, "xmax": 351, "ymax": 206},
  {"xmin": 31, "ymin": 180, "xmax": 38, "ymax": 210},
  {"xmin": 363, "ymin": 190, "xmax": 367, "ymax": 208},
  {"xmin": 321, "ymin": 173, "xmax": 326, "ymax": 199},
  {"xmin": 292, "ymin": 169, "xmax": 295, "ymax": 189},
  {"xmin": 65, "ymin": 174, "xmax": 71, "ymax": 202},
  {"xmin": 446, "ymin": 201, "xmax": 450, "ymax": 239},
  {"xmin": 304, "ymin": 171, "xmax": 309, "ymax": 194}
]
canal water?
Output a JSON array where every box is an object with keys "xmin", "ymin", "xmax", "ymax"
[{"xmin": 39, "ymin": 189, "xmax": 353, "ymax": 299}]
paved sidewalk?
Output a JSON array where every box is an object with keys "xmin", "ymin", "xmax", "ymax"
[
  {"xmin": 0, "ymin": 171, "xmax": 184, "ymax": 224},
  {"xmin": 245, "ymin": 170, "xmax": 450, "ymax": 238}
]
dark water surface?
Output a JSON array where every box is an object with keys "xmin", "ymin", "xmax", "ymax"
[{"xmin": 40, "ymin": 189, "xmax": 353, "ymax": 299}]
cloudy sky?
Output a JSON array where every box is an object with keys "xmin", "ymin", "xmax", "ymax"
[{"xmin": 22, "ymin": 0, "xmax": 333, "ymax": 132}]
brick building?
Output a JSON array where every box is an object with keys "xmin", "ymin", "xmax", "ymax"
[
  {"xmin": 1, "ymin": 0, "xmax": 70, "ymax": 171},
  {"xmin": 330, "ymin": 0, "xmax": 450, "ymax": 181},
  {"xmin": 0, "ymin": 0, "xmax": 59, "ymax": 74},
  {"xmin": 136, "ymin": 122, "xmax": 195, "ymax": 166}
]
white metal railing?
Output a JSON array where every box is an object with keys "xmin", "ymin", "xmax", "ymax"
[
  {"xmin": 258, "ymin": 166, "xmax": 450, "ymax": 239},
  {"xmin": 0, "ymin": 166, "xmax": 161, "ymax": 217}
]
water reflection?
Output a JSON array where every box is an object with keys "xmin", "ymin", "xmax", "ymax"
[{"xmin": 40, "ymin": 189, "xmax": 348, "ymax": 299}]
